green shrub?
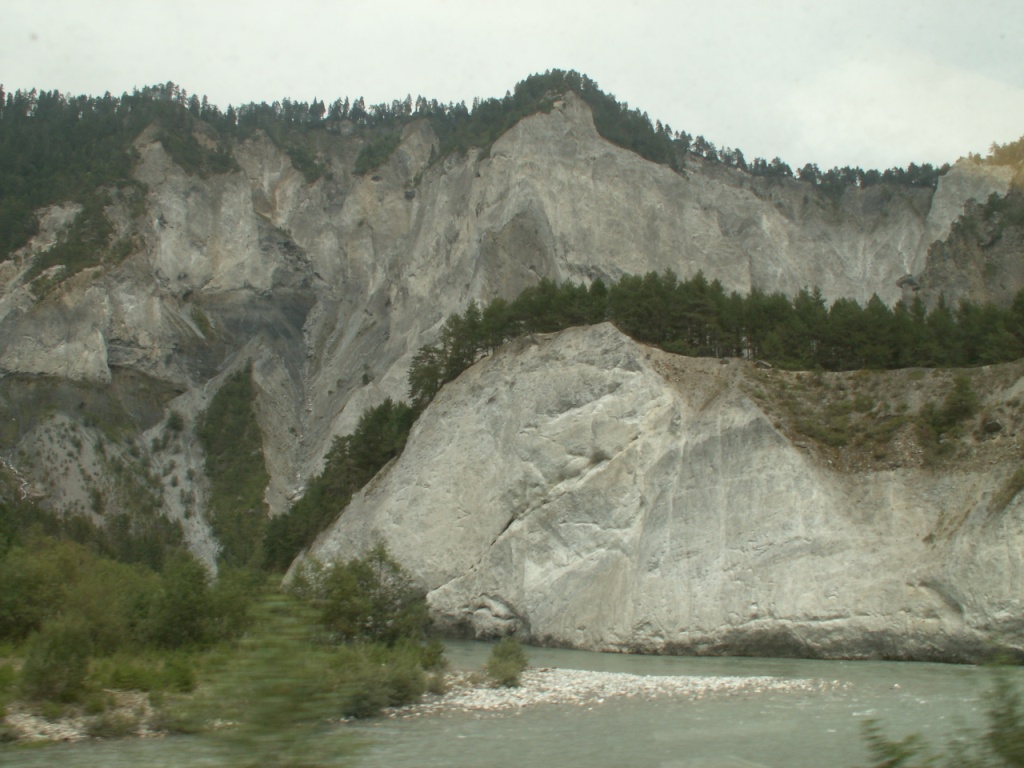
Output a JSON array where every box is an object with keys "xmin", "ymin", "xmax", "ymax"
[
  {"xmin": 0, "ymin": 542, "xmax": 71, "ymax": 642},
  {"xmin": 147, "ymin": 551, "xmax": 214, "ymax": 649},
  {"xmin": 929, "ymin": 374, "xmax": 980, "ymax": 434},
  {"xmin": 427, "ymin": 670, "xmax": 448, "ymax": 695},
  {"xmin": 286, "ymin": 143, "xmax": 322, "ymax": 183},
  {"xmin": 317, "ymin": 544, "xmax": 430, "ymax": 646},
  {"xmin": 166, "ymin": 410, "xmax": 184, "ymax": 433},
  {"xmin": 93, "ymin": 653, "xmax": 196, "ymax": 694},
  {"xmin": 332, "ymin": 641, "xmax": 428, "ymax": 718},
  {"xmin": 0, "ymin": 662, "xmax": 15, "ymax": 692},
  {"xmin": 486, "ymin": 637, "xmax": 528, "ymax": 688},
  {"xmin": 0, "ymin": 662, "xmax": 14, "ymax": 717},
  {"xmin": 82, "ymin": 689, "xmax": 113, "ymax": 715},
  {"xmin": 378, "ymin": 644, "xmax": 428, "ymax": 706},
  {"xmin": 944, "ymin": 375, "xmax": 979, "ymax": 420},
  {"xmin": 860, "ymin": 670, "xmax": 1024, "ymax": 767},
  {"xmin": 86, "ymin": 709, "xmax": 140, "ymax": 739},
  {"xmin": 420, "ymin": 637, "xmax": 448, "ymax": 671},
  {"xmin": 104, "ymin": 657, "xmax": 161, "ymax": 691},
  {"xmin": 19, "ymin": 618, "xmax": 93, "ymax": 702},
  {"xmin": 163, "ymin": 655, "xmax": 198, "ymax": 693},
  {"xmin": 66, "ymin": 556, "xmax": 160, "ymax": 655},
  {"xmin": 207, "ymin": 566, "xmax": 260, "ymax": 643},
  {"xmin": 337, "ymin": 669, "xmax": 390, "ymax": 719}
]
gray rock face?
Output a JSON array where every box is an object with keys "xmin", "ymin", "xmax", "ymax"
[
  {"xmin": 304, "ymin": 324, "xmax": 1024, "ymax": 661},
  {"xmin": 0, "ymin": 92, "xmax": 1017, "ymax": 575}
]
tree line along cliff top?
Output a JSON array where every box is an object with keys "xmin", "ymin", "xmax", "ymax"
[{"xmin": 3, "ymin": 69, "xmax": 1021, "ymax": 263}]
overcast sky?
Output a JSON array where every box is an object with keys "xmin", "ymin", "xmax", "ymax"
[{"xmin": 5, "ymin": 0, "xmax": 1024, "ymax": 171}]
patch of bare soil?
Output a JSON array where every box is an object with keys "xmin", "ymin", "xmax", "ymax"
[
  {"xmin": 648, "ymin": 346, "xmax": 1024, "ymax": 478},
  {"xmin": 747, "ymin": 361, "xmax": 1024, "ymax": 476}
]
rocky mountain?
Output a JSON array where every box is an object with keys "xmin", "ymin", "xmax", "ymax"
[
  {"xmin": 302, "ymin": 323, "xmax": 1024, "ymax": 662},
  {"xmin": 0, "ymin": 81, "xmax": 1021, "ymax": 659}
]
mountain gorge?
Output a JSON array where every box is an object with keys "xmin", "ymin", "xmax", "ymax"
[{"xmin": 0, "ymin": 73, "xmax": 1022, "ymax": 661}]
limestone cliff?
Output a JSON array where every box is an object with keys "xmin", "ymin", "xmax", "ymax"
[
  {"xmin": 914, "ymin": 178, "xmax": 1024, "ymax": 309},
  {"xmin": 0, "ymin": 90, "xmax": 1016, "ymax": 572},
  {"xmin": 303, "ymin": 323, "xmax": 1024, "ymax": 662}
]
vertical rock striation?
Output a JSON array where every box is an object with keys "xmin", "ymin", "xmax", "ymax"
[{"xmin": 303, "ymin": 324, "xmax": 1024, "ymax": 662}]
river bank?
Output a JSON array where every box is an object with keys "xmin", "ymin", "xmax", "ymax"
[
  {"xmin": 3, "ymin": 665, "xmax": 845, "ymax": 744},
  {"xmin": 387, "ymin": 666, "xmax": 846, "ymax": 719},
  {"xmin": 1, "ymin": 650, "xmax": 1000, "ymax": 768}
]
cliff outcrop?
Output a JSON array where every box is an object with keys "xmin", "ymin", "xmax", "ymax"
[
  {"xmin": 303, "ymin": 324, "xmax": 1024, "ymax": 662},
  {"xmin": 0, "ymin": 90, "xmax": 1017, "ymax": 578}
]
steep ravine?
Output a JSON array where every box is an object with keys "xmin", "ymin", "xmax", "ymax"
[{"xmin": 302, "ymin": 324, "xmax": 1024, "ymax": 662}]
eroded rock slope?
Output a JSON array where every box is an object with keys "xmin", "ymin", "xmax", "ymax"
[
  {"xmin": 304, "ymin": 324, "xmax": 1024, "ymax": 661},
  {"xmin": 0, "ymin": 91, "xmax": 1016, "ymax": 569}
]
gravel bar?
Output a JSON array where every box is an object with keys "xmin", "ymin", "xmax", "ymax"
[{"xmin": 387, "ymin": 668, "xmax": 846, "ymax": 719}]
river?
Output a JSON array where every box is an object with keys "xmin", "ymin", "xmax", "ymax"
[{"xmin": 1, "ymin": 642, "xmax": 1006, "ymax": 767}]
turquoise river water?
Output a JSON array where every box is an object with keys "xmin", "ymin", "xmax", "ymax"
[{"xmin": 2, "ymin": 641, "xmax": 1009, "ymax": 768}]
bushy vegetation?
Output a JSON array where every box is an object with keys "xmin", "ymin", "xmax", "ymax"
[
  {"xmin": 189, "ymin": 544, "xmax": 444, "ymax": 737},
  {"xmin": 354, "ymin": 129, "xmax": 403, "ymax": 175},
  {"xmin": 173, "ymin": 558, "xmax": 443, "ymax": 763},
  {"xmin": 18, "ymin": 618, "xmax": 93, "ymax": 702},
  {"xmin": 301, "ymin": 543, "xmax": 430, "ymax": 646},
  {"xmin": 486, "ymin": 637, "xmax": 529, "ymax": 688},
  {"xmin": 0, "ymin": 475, "xmax": 183, "ymax": 574},
  {"xmin": 0, "ymin": 530, "xmax": 257, "ymax": 714},
  {"xmin": 859, "ymin": 672, "xmax": 1024, "ymax": 767},
  {"xmin": 0, "ymin": 510, "xmax": 440, "ymax": 743}
]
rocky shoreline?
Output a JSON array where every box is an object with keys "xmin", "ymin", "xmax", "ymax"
[
  {"xmin": 385, "ymin": 667, "xmax": 846, "ymax": 719},
  {"xmin": 2, "ymin": 690, "xmax": 160, "ymax": 744},
  {"xmin": 2, "ymin": 668, "xmax": 846, "ymax": 743}
]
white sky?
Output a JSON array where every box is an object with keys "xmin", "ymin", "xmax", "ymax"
[{"xmin": 5, "ymin": 0, "xmax": 1024, "ymax": 171}]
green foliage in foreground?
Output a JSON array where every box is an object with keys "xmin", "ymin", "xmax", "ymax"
[
  {"xmin": 0, "ymin": 534, "xmax": 258, "ymax": 706},
  {"xmin": 3, "ymin": 540, "xmax": 438, "ymax": 755},
  {"xmin": 290, "ymin": 543, "xmax": 431, "ymax": 647},
  {"xmin": 174, "ymin": 553, "xmax": 442, "ymax": 763},
  {"xmin": 170, "ymin": 598, "xmax": 439, "ymax": 765},
  {"xmin": 18, "ymin": 618, "xmax": 92, "ymax": 702},
  {"xmin": 486, "ymin": 637, "xmax": 529, "ymax": 688},
  {"xmin": 860, "ymin": 672, "xmax": 1024, "ymax": 767}
]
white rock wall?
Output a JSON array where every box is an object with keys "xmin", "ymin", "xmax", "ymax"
[
  {"xmin": 304, "ymin": 324, "xmax": 1023, "ymax": 661},
  {"xmin": 0, "ymin": 93, "xmax": 1015, "ymax": 558}
]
